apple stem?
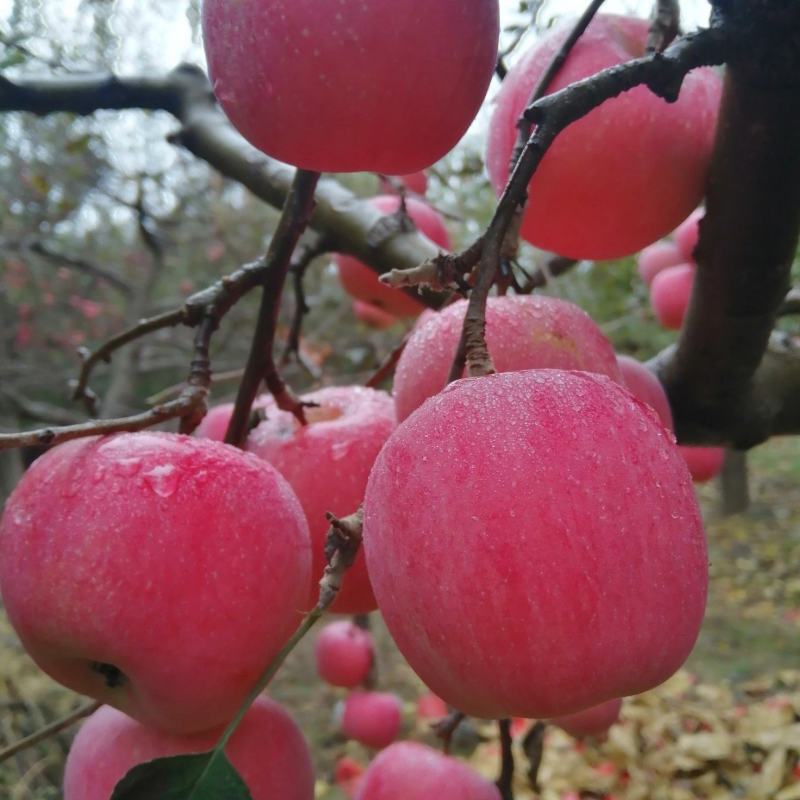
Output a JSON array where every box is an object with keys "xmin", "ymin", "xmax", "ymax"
[
  {"xmin": 496, "ymin": 718, "xmax": 515, "ymax": 800},
  {"xmin": 522, "ymin": 721, "xmax": 547, "ymax": 792}
]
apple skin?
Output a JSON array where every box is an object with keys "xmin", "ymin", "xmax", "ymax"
[
  {"xmin": 486, "ymin": 14, "xmax": 721, "ymax": 259},
  {"xmin": 364, "ymin": 370, "xmax": 707, "ymax": 719},
  {"xmin": 354, "ymin": 741, "xmax": 501, "ymax": 800},
  {"xmin": 679, "ymin": 445, "xmax": 725, "ymax": 483},
  {"xmin": 378, "ymin": 172, "xmax": 428, "ymax": 196},
  {"xmin": 353, "ymin": 300, "xmax": 398, "ymax": 330},
  {"xmin": 315, "ymin": 620, "xmax": 374, "ymax": 688},
  {"xmin": 416, "ymin": 692, "xmax": 448, "ymax": 721},
  {"xmin": 63, "ymin": 697, "xmax": 314, "ymax": 800},
  {"xmin": 674, "ymin": 208, "xmax": 704, "ymax": 262},
  {"xmin": 650, "ymin": 263, "xmax": 695, "ymax": 330},
  {"xmin": 247, "ymin": 386, "xmax": 395, "ymax": 613},
  {"xmin": 202, "ymin": 0, "xmax": 499, "ymax": 173},
  {"xmin": 335, "ymin": 195, "xmax": 451, "ymax": 318},
  {"xmin": 616, "ymin": 355, "xmax": 674, "ymax": 431},
  {"xmin": 393, "ymin": 295, "xmax": 622, "ymax": 421},
  {"xmin": 0, "ymin": 432, "xmax": 311, "ymax": 734},
  {"xmin": 341, "ymin": 690, "xmax": 402, "ymax": 750},
  {"xmin": 550, "ymin": 697, "xmax": 623, "ymax": 739},
  {"xmin": 637, "ymin": 241, "xmax": 686, "ymax": 286}
]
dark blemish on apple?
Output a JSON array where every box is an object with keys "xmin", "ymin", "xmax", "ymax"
[{"xmin": 90, "ymin": 661, "xmax": 127, "ymax": 689}]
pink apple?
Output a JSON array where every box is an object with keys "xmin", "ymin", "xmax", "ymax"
[
  {"xmin": 341, "ymin": 691, "xmax": 402, "ymax": 749},
  {"xmin": 335, "ymin": 195, "xmax": 451, "ymax": 318},
  {"xmin": 364, "ymin": 370, "xmax": 707, "ymax": 719},
  {"xmin": 194, "ymin": 401, "xmax": 235, "ymax": 440},
  {"xmin": 247, "ymin": 386, "xmax": 395, "ymax": 613},
  {"xmin": 679, "ymin": 446, "xmax": 725, "ymax": 483},
  {"xmin": 674, "ymin": 208, "xmax": 704, "ymax": 262},
  {"xmin": 0, "ymin": 432, "xmax": 311, "ymax": 733},
  {"xmin": 63, "ymin": 697, "xmax": 314, "ymax": 799},
  {"xmin": 378, "ymin": 171, "xmax": 429, "ymax": 196},
  {"xmin": 551, "ymin": 697, "xmax": 623, "ymax": 738},
  {"xmin": 637, "ymin": 241, "xmax": 686, "ymax": 286},
  {"xmin": 616, "ymin": 355, "xmax": 674, "ymax": 431},
  {"xmin": 315, "ymin": 620, "xmax": 374, "ymax": 688},
  {"xmin": 650, "ymin": 263, "xmax": 695, "ymax": 330},
  {"xmin": 416, "ymin": 692, "xmax": 448, "ymax": 721},
  {"xmin": 486, "ymin": 14, "xmax": 721, "ymax": 260},
  {"xmin": 393, "ymin": 295, "xmax": 622, "ymax": 421},
  {"xmin": 354, "ymin": 741, "xmax": 501, "ymax": 799},
  {"xmin": 202, "ymin": 1, "xmax": 499, "ymax": 173},
  {"xmin": 353, "ymin": 300, "xmax": 398, "ymax": 330}
]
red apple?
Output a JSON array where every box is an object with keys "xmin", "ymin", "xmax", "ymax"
[
  {"xmin": 315, "ymin": 620, "xmax": 374, "ymax": 688},
  {"xmin": 354, "ymin": 741, "xmax": 501, "ymax": 799},
  {"xmin": 63, "ymin": 697, "xmax": 314, "ymax": 800},
  {"xmin": 679, "ymin": 445, "xmax": 725, "ymax": 483},
  {"xmin": 486, "ymin": 14, "xmax": 721, "ymax": 259},
  {"xmin": 353, "ymin": 300, "xmax": 398, "ymax": 330},
  {"xmin": 637, "ymin": 241, "xmax": 686, "ymax": 286},
  {"xmin": 335, "ymin": 195, "xmax": 451, "ymax": 318},
  {"xmin": 616, "ymin": 355, "xmax": 674, "ymax": 431},
  {"xmin": 379, "ymin": 171, "xmax": 429, "ymax": 196},
  {"xmin": 674, "ymin": 208, "xmax": 704, "ymax": 262},
  {"xmin": 247, "ymin": 386, "xmax": 395, "ymax": 613},
  {"xmin": 335, "ymin": 756, "xmax": 366, "ymax": 799},
  {"xmin": 194, "ymin": 401, "xmax": 235, "ymax": 441},
  {"xmin": 202, "ymin": 0, "xmax": 499, "ymax": 173},
  {"xmin": 364, "ymin": 370, "xmax": 707, "ymax": 719},
  {"xmin": 551, "ymin": 697, "xmax": 623, "ymax": 738},
  {"xmin": 0, "ymin": 432, "xmax": 311, "ymax": 733},
  {"xmin": 393, "ymin": 295, "xmax": 622, "ymax": 421},
  {"xmin": 650, "ymin": 263, "xmax": 695, "ymax": 330},
  {"xmin": 341, "ymin": 691, "xmax": 402, "ymax": 749}
]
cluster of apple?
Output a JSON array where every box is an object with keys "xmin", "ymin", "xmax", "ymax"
[
  {"xmin": 314, "ymin": 620, "xmax": 402, "ymax": 750},
  {"xmin": 636, "ymin": 211, "xmax": 726, "ymax": 483}
]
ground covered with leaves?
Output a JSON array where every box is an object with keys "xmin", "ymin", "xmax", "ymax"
[{"xmin": 2, "ymin": 438, "xmax": 800, "ymax": 800}]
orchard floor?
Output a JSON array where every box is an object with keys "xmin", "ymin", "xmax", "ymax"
[{"xmin": 2, "ymin": 438, "xmax": 800, "ymax": 799}]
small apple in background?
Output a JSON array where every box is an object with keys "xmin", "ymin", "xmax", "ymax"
[
  {"xmin": 247, "ymin": 386, "xmax": 395, "ymax": 613},
  {"xmin": 194, "ymin": 401, "xmax": 235, "ymax": 440},
  {"xmin": 616, "ymin": 355, "xmax": 674, "ymax": 431},
  {"xmin": 335, "ymin": 756, "xmax": 366, "ymax": 799},
  {"xmin": 674, "ymin": 208, "xmax": 704, "ymax": 261},
  {"xmin": 202, "ymin": 0, "xmax": 499, "ymax": 172},
  {"xmin": 393, "ymin": 295, "xmax": 622, "ymax": 421},
  {"xmin": 341, "ymin": 691, "xmax": 402, "ymax": 750},
  {"xmin": 550, "ymin": 697, "xmax": 624, "ymax": 739},
  {"xmin": 364, "ymin": 370, "xmax": 707, "ymax": 720},
  {"xmin": 650, "ymin": 263, "xmax": 695, "ymax": 330},
  {"xmin": 353, "ymin": 300, "xmax": 398, "ymax": 330},
  {"xmin": 0, "ymin": 432, "xmax": 311, "ymax": 734},
  {"xmin": 315, "ymin": 621, "xmax": 374, "ymax": 688},
  {"xmin": 354, "ymin": 741, "xmax": 501, "ymax": 800},
  {"xmin": 416, "ymin": 691, "xmax": 448, "ymax": 721},
  {"xmin": 637, "ymin": 241, "xmax": 686, "ymax": 286},
  {"xmin": 679, "ymin": 445, "xmax": 725, "ymax": 483},
  {"xmin": 378, "ymin": 171, "xmax": 428, "ymax": 196},
  {"xmin": 335, "ymin": 195, "xmax": 451, "ymax": 318},
  {"xmin": 486, "ymin": 14, "xmax": 721, "ymax": 259},
  {"xmin": 63, "ymin": 697, "xmax": 314, "ymax": 800}
]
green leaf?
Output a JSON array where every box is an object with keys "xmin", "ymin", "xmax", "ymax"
[{"xmin": 110, "ymin": 751, "xmax": 253, "ymax": 800}]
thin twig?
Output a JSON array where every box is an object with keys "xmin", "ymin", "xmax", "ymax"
[
  {"xmin": 224, "ymin": 169, "xmax": 320, "ymax": 446},
  {"xmin": 431, "ymin": 711, "xmax": 466, "ymax": 755},
  {"xmin": 522, "ymin": 721, "xmax": 547, "ymax": 791},
  {"xmin": 365, "ymin": 333, "xmax": 411, "ymax": 389},
  {"xmin": 0, "ymin": 701, "xmax": 100, "ymax": 765},
  {"xmin": 497, "ymin": 719, "xmax": 515, "ymax": 800}
]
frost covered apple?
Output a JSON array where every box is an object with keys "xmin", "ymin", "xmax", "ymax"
[
  {"xmin": 335, "ymin": 195, "xmax": 451, "ymax": 318},
  {"xmin": 247, "ymin": 386, "xmax": 395, "ymax": 613},
  {"xmin": 486, "ymin": 14, "xmax": 721, "ymax": 259},
  {"xmin": 341, "ymin": 691, "xmax": 402, "ymax": 750},
  {"xmin": 364, "ymin": 370, "xmax": 707, "ymax": 719},
  {"xmin": 315, "ymin": 621, "xmax": 374, "ymax": 688},
  {"xmin": 63, "ymin": 697, "xmax": 314, "ymax": 800},
  {"xmin": 393, "ymin": 295, "xmax": 622, "ymax": 421},
  {"xmin": 551, "ymin": 697, "xmax": 623, "ymax": 739},
  {"xmin": 355, "ymin": 741, "xmax": 501, "ymax": 800},
  {"xmin": 202, "ymin": 0, "xmax": 499, "ymax": 173},
  {"xmin": 0, "ymin": 432, "xmax": 311, "ymax": 733}
]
